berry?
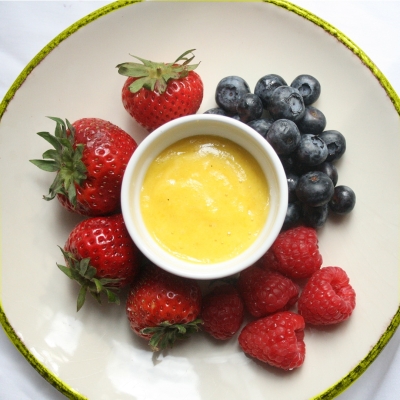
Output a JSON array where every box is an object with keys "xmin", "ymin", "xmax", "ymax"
[
  {"xmin": 302, "ymin": 203, "xmax": 329, "ymax": 229},
  {"xmin": 254, "ymin": 74, "xmax": 287, "ymax": 108},
  {"xmin": 296, "ymin": 171, "xmax": 334, "ymax": 207},
  {"xmin": 263, "ymin": 226, "xmax": 322, "ymax": 279},
  {"xmin": 238, "ymin": 266, "xmax": 299, "ymax": 317},
  {"xmin": 58, "ymin": 214, "xmax": 141, "ymax": 311},
  {"xmin": 215, "ymin": 76, "xmax": 250, "ymax": 114},
  {"xmin": 238, "ymin": 311, "xmax": 306, "ymax": 370},
  {"xmin": 268, "ymin": 86, "xmax": 306, "ymax": 122},
  {"xmin": 318, "ymin": 130, "xmax": 346, "ymax": 162},
  {"xmin": 315, "ymin": 161, "xmax": 338, "ymax": 186},
  {"xmin": 236, "ymin": 93, "xmax": 263, "ymax": 123},
  {"xmin": 282, "ymin": 202, "xmax": 302, "ymax": 230},
  {"xmin": 247, "ymin": 117, "xmax": 274, "ymax": 138},
  {"xmin": 30, "ymin": 117, "xmax": 137, "ymax": 216},
  {"xmin": 329, "ymin": 185, "xmax": 356, "ymax": 214},
  {"xmin": 287, "ymin": 172, "xmax": 299, "ymax": 203},
  {"xmin": 117, "ymin": 50, "xmax": 203, "ymax": 132},
  {"xmin": 266, "ymin": 119, "xmax": 301, "ymax": 155},
  {"xmin": 298, "ymin": 266, "xmax": 356, "ymax": 325},
  {"xmin": 295, "ymin": 134, "xmax": 328, "ymax": 166},
  {"xmin": 126, "ymin": 263, "xmax": 202, "ymax": 350},
  {"xmin": 203, "ymin": 107, "xmax": 228, "ymax": 116},
  {"xmin": 296, "ymin": 106, "xmax": 326, "ymax": 135},
  {"xmin": 291, "ymin": 74, "xmax": 321, "ymax": 105},
  {"xmin": 201, "ymin": 284, "xmax": 244, "ymax": 340}
]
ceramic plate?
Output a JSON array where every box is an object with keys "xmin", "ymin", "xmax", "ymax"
[{"xmin": 1, "ymin": 1, "xmax": 399, "ymax": 399}]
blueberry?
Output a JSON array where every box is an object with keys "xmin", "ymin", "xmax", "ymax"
[
  {"xmin": 215, "ymin": 76, "xmax": 251, "ymax": 114},
  {"xmin": 296, "ymin": 106, "xmax": 326, "ymax": 135},
  {"xmin": 247, "ymin": 117, "xmax": 274, "ymax": 138},
  {"xmin": 286, "ymin": 172, "xmax": 299, "ymax": 203},
  {"xmin": 319, "ymin": 130, "xmax": 346, "ymax": 162},
  {"xmin": 254, "ymin": 74, "xmax": 287, "ymax": 109},
  {"xmin": 266, "ymin": 119, "xmax": 301, "ymax": 155},
  {"xmin": 291, "ymin": 74, "xmax": 321, "ymax": 105},
  {"xmin": 204, "ymin": 107, "xmax": 228, "ymax": 116},
  {"xmin": 236, "ymin": 93, "xmax": 263, "ymax": 123},
  {"xmin": 302, "ymin": 203, "xmax": 329, "ymax": 228},
  {"xmin": 268, "ymin": 86, "xmax": 305, "ymax": 122},
  {"xmin": 279, "ymin": 155, "xmax": 295, "ymax": 173},
  {"xmin": 282, "ymin": 202, "xmax": 302, "ymax": 230},
  {"xmin": 315, "ymin": 161, "xmax": 338, "ymax": 186},
  {"xmin": 295, "ymin": 134, "xmax": 328, "ymax": 166},
  {"xmin": 328, "ymin": 185, "xmax": 356, "ymax": 214},
  {"xmin": 296, "ymin": 171, "xmax": 334, "ymax": 207}
]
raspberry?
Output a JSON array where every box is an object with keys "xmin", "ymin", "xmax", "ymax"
[
  {"xmin": 201, "ymin": 284, "xmax": 244, "ymax": 340},
  {"xmin": 263, "ymin": 226, "xmax": 322, "ymax": 279},
  {"xmin": 238, "ymin": 311, "xmax": 306, "ymax": 370},
  {"xmin": 238, "ymin": 265, "xmax": 299, "ymax": 318},
  {"xmin": 298, "ymin": 266, "xmax": 356, "ymax": 325}
]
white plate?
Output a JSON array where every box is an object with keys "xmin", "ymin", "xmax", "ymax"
[{"xmin": 0, "ymin": 1, "xmax": 399, "ymax": 399}]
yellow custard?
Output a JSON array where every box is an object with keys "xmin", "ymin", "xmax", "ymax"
[{"xmin": 140, "ymin": 135, "xmax": 270, "ymax": 263}]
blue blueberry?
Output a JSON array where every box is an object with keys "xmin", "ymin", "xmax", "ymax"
[
  {"xmin": 236, "ymin": 93, "xmax": 263, "ymax": 123},
  {"xmin": 296, "ymin": 106, "xmax": 326, "ymax": 135},
  {"xmin": 268, "ymin": 86, "xmax": 306, "ymax": 122},
  {"xmin": 282, "ymin": 202, "xmax": 302, "ymax": 231},
  {"xmin": 315, "ymin": 162, "xmax": 338, "ymax": 186},
  {"xmin": 204, "ymin": 107, "xmax": 228, "ymax": 116},
  {"xmin": 266, "ymin": 119, "xmax": 301, "ymax": 155},
  {"xmin": 254, "ymin": 74, "xmax": 287, "ymax": 109},
  {"xmin": 215, "ymin": 76, "xmax": 251, "ymax": 114},
  {"xmin": 291, "ymin": 74, "xmax": 321, "ymax": 105},
  {"xmin": 302, "ymin": 203, "xmax": 329, "ymax": 228},
  {"xmin": 247, "ymin": 117, "xmax": 274, "ymax": 138},
  {"xmin": 319, "ymin": 130, "xmax": 346, "ymax": 162},
  {"xmin": 296, "ymin": 171, "xmax": 334, "ymax": 207},
  {"xmin": 286, "ymin": 172, "xmax": 299, "ymax": 203},
  {"xmin": 295, "ymin": 134, "xmax": 328, "ymax": 166},
  {"xmin": 328, "ymin": 185, "xmax": 356, "ymax": 214}
]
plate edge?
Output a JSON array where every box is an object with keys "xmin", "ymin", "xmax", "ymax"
[{"xmin": 0, "ymin": 1, "xmax": 399, "ymax": 399}]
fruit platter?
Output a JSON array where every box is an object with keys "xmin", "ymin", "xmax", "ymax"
[{"xmin": 0, "ymin": 1, "xmax": 399, "ymax": 399}]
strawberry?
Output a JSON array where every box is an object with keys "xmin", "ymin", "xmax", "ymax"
[
  {"xmin": 200, "ymin": 283, "xmax": 244, "ymax": 340},
  {"xmin": 238, "ymin": 311, "xmax": 306, "ymax": 371},
  {"xmin": 263, "ymin": 225, "xmax": 322, "ymax": 279},
  {"xmin": 30, "ymin": 117, "xmax": 137, "ymax": 216},
  {"xmin": 58, "ymin": 213, "xmax": 141, "ymax": 311},
  {"xmin": 126, "ymin": 263, "xmax": 202, "ymax": 351},
  {"xmin": 238, "ymin": 265, "xmax": 299, "ymax": 318},
  {"xmin": 298, "ymin": 266, "xmax": 356, "ymax": 325},
  {"xmin": 117, "ymin": 49, "xmax": 203, "ymax": 132}
]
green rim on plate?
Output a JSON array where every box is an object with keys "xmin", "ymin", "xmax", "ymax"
[{"xmin": 0, "ymin": 1, "xmax": 399, "ymax": 399}]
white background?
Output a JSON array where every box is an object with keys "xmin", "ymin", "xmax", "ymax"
[{"xmin": 0, "ymin": 1, "xmax": 399, "ymax": 399}]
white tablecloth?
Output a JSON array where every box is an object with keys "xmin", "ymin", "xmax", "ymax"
[{"xmin": 1, "ymin": 1, "xmax": 399, "ymax": 399}]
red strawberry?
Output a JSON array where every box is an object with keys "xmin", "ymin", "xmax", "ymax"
[
  {"xmin": 238, "ymin": 311, "xmax": 306, "ymax": 371},
  {"xmin": 238, "ymin": 265, "xmax": 299, "ymax": 318},
  {"xmin": 58, "ymin": 213, "xmax": 140, "ymax": 311},
  {"xmin": 30, "ymin": 117, "xmax": 137, "ymax": 216},
  {"xmin": 117, "ymin": 49, "xmax": 203, "ymax": 132},
  {"xmin": 126, "ymin": 263, "xmax": 202, "ymax": 351},
  {"xmin": 298, "ymin": 266, "xmax": 356, "ymax": 325},
  {"xmin": 201, "ymin": 283, "xmax": 244, "ymax": 340},
  {"xmin": 263, "ymin": 225, "xmax": 322, "ymax": 279}
]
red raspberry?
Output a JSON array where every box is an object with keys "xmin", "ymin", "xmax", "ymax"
[
  {"xmin": 263, "ymin": 226, "xmax": 322, "ymax": 279},
  {"xmin": 298, "ymin": 266, "xmax": 356, "ymax": 325},
  {"xmin": 238, "ymin": 311, "xmax": 306, "ymax": 370},
  {"xmin": 201, "ymin": 284, "xmax": 244, "ymax": 340},
  {"xmin": 238, "ymin": 266, "xmax": 299, "ymax": 318}
]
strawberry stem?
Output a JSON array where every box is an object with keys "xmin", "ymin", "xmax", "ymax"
[
  {"xmin": 57, "ymin": 247, "xmax": 121, "ymax": 311},
  {"xmin": 141, "ymin": 319, "xmax": 203, "ymax": 351},
  {"xmin": 116, "ymin": 49, "xmax": 200, "ymax": 95}
]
